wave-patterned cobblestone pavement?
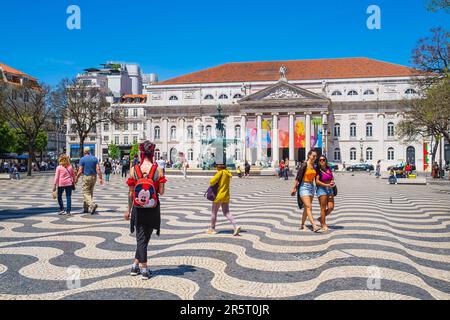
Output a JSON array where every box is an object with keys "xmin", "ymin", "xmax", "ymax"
[{"xmin": 0, "ymin": 173, "xmax": 449, "ymax": 300}]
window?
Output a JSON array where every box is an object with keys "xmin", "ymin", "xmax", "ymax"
[
  {"xmin": 133, "ymin": 135, "xmax": 138, "ymax": 144},
  {"xmin": 331, "ymin": 90, "xmax": 342, "ymax": 96},
  {"xmin": 123, "ymin": 109, "xmax": 128, "ymax": 117},
  {"xmin": 405, "ymin": 88, "xmax": 417, "ymax": 95},
  {"xmin": 89, "ymin": 136, "xmax": 96, "ymax": 141},
  {"xmin": 155, "ymin": 149, "xmax": 161, "ymax": 160},
  {"xmin": 133, "ymin": 109, "xmax": 138, "ymax": 117},
  {"xmin": 169, "ymin": 95, "xmax": 178, "ymax": 101},
  {"xmin": 104, "ymin": 136, "xmax": 109, "ymax": 143},
  {"xmin": 366, "ymin": 147, "xmax": 373, "ymax": 161},
  {"xmin": 387, "ymin": 122, "xmax": 395, "ymax": 137},
  {"xmin": 124, "ymin": 123, "xmax": 128, "ymax": 131},
  {"xmin": 187, "ymin": 126, "xmax": 194, "ymax": 140},
  {"xmin": 135, "ymin": 98, "xmax": 141, "ymax": 103},
  {"xmin": 143, "ymin": 123, "xmax": 147, "ymax": 131},
  {"xmin": 133, "ymin": 123, "xmax": 138, "ymax": 131},
  {"xmin": 154, "ymin": 126, "xmax": 160, "ymax": 140},
  {"xmin": 350, "ymin": 123, "xmax": 357, "ymax": 137},
  {"xmin": 206, "ymin": 125, "xmax": 212, "ymax": 139},
  {"xmin": 114, "ymin": 136, "xmax": 119, "ymax": 145},
  {"xmin": 204, "ymin": 94, "xmax": 214, "ymax": 100},
  {"xmin": 70, "ymin": 136, "xmax": 76, "ymax": 141},
  {"xmin": 104, "ymin": 123, "xmax": 109, "ymax": 132},
  {"xmin": 350, "ymin": 148, "xmax": 357, "ymax": 161},
  {"xmin": 115, "ymin": 123, "xmax": 120, "ymax": 131},
  {"xmin": 387, "ymin": 147, "xmax": 395, "ymax": 160},
  {"xmin": 334, "ymin": 123, "xmax": 341, "ymax": 137},
  {"xmin": 334, "ymin": 148, "xmax": 341, "ymax": 161},
  {"xmin": 23, "ymin": 92, "xmax": 29, "ymax": 102},
  {"xmin": 364, "ymin": 89, "xmax": 375, "ymax": 95},
  {"xmin": 235, "ymin": 148, "xmax": 242, "ymax": 161},
  {"xmin": 124, "ymin": 136, "xmax": 129, "ymax": 145},
  {"xmin": 218, "ymin": 94, "xmax": 228, "ymax": 99},
  {"xmin": 170, "ymin": 126, "xmax": 177, "ymax": 140},
  {"xmin": 233, "ymin": 93, "xmax": 243, "ymax": 99},
  {"xmin": 234, "ymin": 125, "xmax": 241, "ymax": 139},
  {"xmin": 366, "ymin": 123, "xmax": 373, "ymax": 137},
  {"xmin": 348, "ymin": 90, "xmax": 358, "ymax": 96},
  {"xmin": 187, "ymin": 149, "xmax": 194, "ymax": 161}
]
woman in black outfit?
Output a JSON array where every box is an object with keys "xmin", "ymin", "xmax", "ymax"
[{"xmin": 125, "ymin": 141, "xmax": 167, "ymax": 280}]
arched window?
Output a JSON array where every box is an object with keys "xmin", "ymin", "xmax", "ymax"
[
  {"xmin": 348, "ymin": 90, "xmax": 358, "ymax": 96},
  {"xmin": 233, "ymin": 93, "xmax": 243, "ymax": 99},
  {"xmin": 235, "ymin": 148, "xmax": 242, "ymax": 161},
  {"xmin": 366, "ymin": 147, "xmax": 373, "ymax": 161},
  {"xmin": 366, "ymin": 123, "xmax": 373, "ymax": 137},
  {"xmin": 204, "ymin": 94, "xmax": 214, "ymax": 100},
  {"xmin": 187, "ymin": 126, "xmax": 193, "ymax": 140},
  {"xmin": 187, "ymin": 149, "xmax": 194, "ymax": 161},
  {"xmin": 363, "ymin": 89, "xmax": 375, "ymax": 95},
  {"xmin": 334, "ymin": 148, "xmax": 341, "ymax": 161},
  {"xmin": 205, "ymin": 125, "xmax": 212, "ymax": 139},
  {"xmin": 169, "ymin": 95, "xmax": 178, "ymax": 101},
  {"xmin": 170, "ymin": 126, "xmax": 177, "ymax": 140},
  {"xmin": 334, "ymin": 123, "xmax": 341, "ymax": 137},
  {"xmin": 218, "ymin": 94, "xmax": 228, "ymax": 99},
  {"xmin": 350, "ymin": 148, "xmax": 357, "ymax": 161},
  {"xmin": 154, "ymin": 126, "xmax": 160, "ymax": 140},
  {"xmin": 234, "ymin": 125, "xmax": 241, "ymax": 139},
  {"xmin": 405, "ymin": 88, "xmax": 417, "ymax": 95},
  {"xmin": 350, "ymin": 123, "xmax": 357, "ymax": 137},
  {"xmin": 387, "ymin": 147, "xmax": 395, "ymax": 160},
  {"xmin": 387, "ymin": 122, "xmax": 395, "ymax": 137},
  {"xmin": 331, "ymin": 90, "xmax": 342, "ymax": 96}
]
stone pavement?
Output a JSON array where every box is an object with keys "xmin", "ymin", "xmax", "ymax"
[{"xmin": 0, "ymin": 172, "xmax": 449, "ymax": 300}]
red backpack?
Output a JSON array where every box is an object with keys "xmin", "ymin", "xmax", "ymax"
[{"xmin": 132, "ymin": 164, "xmax": 159, "ymax": 208}]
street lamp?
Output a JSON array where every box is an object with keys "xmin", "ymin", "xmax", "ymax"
[{"xmin": 359, "ymin": 138, "xmax": 364, "ymax": 163}]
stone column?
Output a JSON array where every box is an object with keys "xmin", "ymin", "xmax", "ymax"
[
  {"xmin": 377, "ymin": 114, "xmax": 385, "ymax": 167},
  {"xmin": 146, "ymin": 119, "xmax": 151, "ymax": 141},
  {"xmin": 305, "ymin": 112, "xmax": 312, "ymax": 159},
  {"xmin": 194, "ymin": 117, "xmax": 202, "ymax": 167},
  {"xmin": 321, "ymin": 112, "xmax": 328, "ymax": 156},
  {"xmin": 289, "ymin": 112, "xmax": 295, "ymax": 163},
  {"xmin": 162, "ymin": 117, "xmax": 169, "ymax": 159},
  {"xmin": 179, "ymin": 117, "xmax": 186, "ymax": 156},
  {"xmin": 256, "ymin": 113, "xmax": 263, "ymax": 164},
  {"xmin": 272, "ymin": 113, "xmax": 279, "ymax": 165},
  {"xmin": 241, "ymin": 114, "xmax": 246, "ymax": 164}
]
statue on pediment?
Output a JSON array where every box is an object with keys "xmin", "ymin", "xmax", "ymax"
[{"xmin": 279, "ymin": 65, "xmax": 287, "ymax": 81}]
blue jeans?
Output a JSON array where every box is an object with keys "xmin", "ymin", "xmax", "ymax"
[
  {"xmin": 58, "ymin": 186, "xmax": 73, "ymax": 213},
  {"xmin": 105, "ymin": 173, "xmax": 110, "ymax": 181}
]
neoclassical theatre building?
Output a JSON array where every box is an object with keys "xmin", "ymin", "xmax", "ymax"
[{"xmin": 93, "ymin": 58, "xmax": 427, "ymax": 170}]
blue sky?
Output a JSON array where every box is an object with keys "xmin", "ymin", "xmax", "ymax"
[{"xmin": 0, "ymin": 0, "xmax": 448, "ymax": 85}]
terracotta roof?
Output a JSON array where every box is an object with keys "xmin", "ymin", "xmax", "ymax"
[
  {"xmin": 0, "ymin": 62, "xmax": 36, "ymax": 80},
  {"xmin": 122, "ymin": 94, "xmax": 147, "ymax": 99},
  {"xmin": 160, "ymin": 57, "xmax": 421, "ymax": 85}
]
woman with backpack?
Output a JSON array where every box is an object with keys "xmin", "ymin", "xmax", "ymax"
[
  {"xmin": 124, "ymin": 141, "xmax": 167, "ymax": 280},
  {"xmin": 315, "ymin": 155, "xmax": 335, "ymax": 232},
  {"xmin": 52, "ymin": 154, "xmax": 76, "ymax": 216},
  {"xmin": 290, "ymin": 150, "xmax": 320, "ymax": 232},
  {"xmin": 207, "ymin": 164, "xmax": 241, "ymax": 236}
]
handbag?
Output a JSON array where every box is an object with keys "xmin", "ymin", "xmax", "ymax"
[
  {"xmin": 204, "ymin": 172, "xmax": 223, "ymax": 201},
  {"xmin": 332, "ymin": 185, "xmax": 338, "ymax": 197},
  {"xmin": 64, "ymin": 166, "xmax": 76, "ymax": 191}
]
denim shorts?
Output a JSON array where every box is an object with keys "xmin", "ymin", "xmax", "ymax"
[
  {"xmin": 316, "ymin": 186, "xmax": 333, "ymax": 197},
  {"xmin": 299, "ymin": 182, "xmax": 315, "ymax": 197}
]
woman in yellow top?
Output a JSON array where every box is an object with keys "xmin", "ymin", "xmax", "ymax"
[
  {"xmin": 207, "ymin": 164, "xmax": 241, "ymax": 236},
  {"xmin": 291, "ymin": 150, "xmax": 320, "ymax": 232}
]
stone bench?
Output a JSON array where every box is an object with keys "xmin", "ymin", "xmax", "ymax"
[{"xmin": 0, "ymin": 173, "xmax": 11, "ymax": 180}]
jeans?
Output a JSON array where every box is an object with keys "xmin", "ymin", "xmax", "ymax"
[
  {"xmin": 105, "ymin": 173, "xmax": 110, "ymax": 181},
  {"xmin": 57, "ymin": 186, "xmax": 73, "ymax": 213}
]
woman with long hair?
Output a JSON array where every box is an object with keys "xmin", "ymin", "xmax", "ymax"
[
  {"xmin": 53, "ymin": 154, "xmax": 76, "ymax": 216},
  {"xmin": 291, "ymin": 150, "xmax": 320, "ymax": 232},
  {"xmin": 315, "ymin": 155, "xmax": 335, "ymax": 231},
  {"xmin": 125, "ymin": 141, "xmax": 167, "ymax": 280}
]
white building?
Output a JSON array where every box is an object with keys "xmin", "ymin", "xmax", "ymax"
[{"xmin": 92, "ymin": 57, "xmax": 441, "ymax": 171}]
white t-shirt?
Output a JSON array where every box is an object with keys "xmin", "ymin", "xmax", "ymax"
[{"xmin": 156, "ymin": 159, "xmax": 166, "ymax": 169}]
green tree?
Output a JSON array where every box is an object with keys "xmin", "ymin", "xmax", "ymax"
[
  {"xmin": 130, "ymin": 142, "xmax": 139, "ymax": 159},
  {"xmin": 108, "ymin": 142, "xmax": 120, "ymax": 160},
  {"xmin": 0, "ymin": 121, "xmax": 17, "ymax": 153},
  {"xmin": 35, "ymin": 131, "xmax": 48, "ymax": 163}
]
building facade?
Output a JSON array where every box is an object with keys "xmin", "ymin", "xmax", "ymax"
[{"xmin": 88, "ymin": 57, "xmax": 440, "ymax": 171}]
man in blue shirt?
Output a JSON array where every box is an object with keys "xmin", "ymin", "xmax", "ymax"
[{"xmin": 75, "ymin": 147, "xmax": 104, "ymax": 214}]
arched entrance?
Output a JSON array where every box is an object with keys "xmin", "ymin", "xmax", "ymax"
[{"xmin": 406, "ymin": 146, "xmax": 415, "ymax": 165}]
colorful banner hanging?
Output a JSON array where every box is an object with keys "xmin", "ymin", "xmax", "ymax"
[
  {"xmin": 311, "ymin": 117, "xmax": 323, "ymax": 149},
  {"xmin": 278, "ymin": 117, "xmax": 289, "ymax": 148}
]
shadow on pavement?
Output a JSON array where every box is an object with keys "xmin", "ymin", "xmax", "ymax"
[
  {"xmin": 0, "ymin": 206, "xmax": 82, "ymax": 221},
  {"xmin": 152, "ymin": 264, "xmax": 197, "ymax": 277}
]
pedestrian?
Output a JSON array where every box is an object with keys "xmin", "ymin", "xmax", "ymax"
[
  {"xmin": 121, "ymin": 157, "xmax": 129, "ymax": 178},
  {"xmin": 284, "ymin": 158, "xmax": 289, "ymax": 180},
  {"xmin": 104, "ymin": 158, "xmax": 112, "ymax": 182},
  {"xmin": 389, "ymin": 168, "xmax": 398, "ymax": 184},
  {"xmin": 182, "ymin": 160, "xmax": 189, "ymax": 179},
  {"xmin": 315, "ymin": 155, "xmax": 335, "ymax": 231},
  {"xmin": 279, "ymin": 160, "xmax": 285, "ymax": 180},
  {"xmin": 132, "ymin": 154, "xmax": 139, "ymax": 167},
  {"xmin": 124, "ymin": 141, "xmax": 167, "ymax": 280},
  {"xmin": 75, "ymin": 147, "xmax": 104, "ymax": 214},
  {"xmin": 375, "ymin": 160, "xmax": 381, "ymax": 178},
  {"xmin": 237, "ymin": 166, "xmax": 243, "ymax": 178},
  {"xmin": 13, "ymin": 164, "xmax": 20, "ymax": 180},
  {"xmin": 156, "ymin": 157, "xmax": 166, "ymax": 175},
  {"xmin": 53, "ymin": 154, "xmax": 76, "ymax": 216},
  {"xmin": 207, "ymin": 164, "xmax": 241, "ymax": 236},
  {"xmin": 290, "ymin": 150, "xmax": 320, "ymax": 232},
  {"xmin": 244, "ymin": 161, "xmax": 250, "ymax": 178}
]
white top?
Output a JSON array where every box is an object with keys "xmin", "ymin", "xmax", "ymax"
[{"xmin": 156, "ymin": 159, "xmax": 166, "ymax": 169}]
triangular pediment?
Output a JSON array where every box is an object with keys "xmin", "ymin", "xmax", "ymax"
[{"xmin": 239, "ymin": 81, "xmax": 329, "ymax": 103}]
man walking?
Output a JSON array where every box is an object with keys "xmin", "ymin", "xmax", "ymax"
[
  {"xmin": 75, "ymin": 147, "xmax": 103, "ymax": 214},
  {"xmin": 104, "ymin": 158, "xmax": 112, "ymax": 182}
]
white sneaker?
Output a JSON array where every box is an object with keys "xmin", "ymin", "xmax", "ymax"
[
  {"xmin": 58, "ymin": 210, "xmax": 66, "ymax": 215},
  {"xmin": 233, "ymin": 226, "xmax": 242, "ymax": 236}
]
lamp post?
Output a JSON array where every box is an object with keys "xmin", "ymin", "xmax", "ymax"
[
  {"xmin": 359, "ymin": 138, "xmax": 364, "ymax": 163},
  {"xmin": 213, "ymin": 104, "xmax": 227, "ymax": 166}
]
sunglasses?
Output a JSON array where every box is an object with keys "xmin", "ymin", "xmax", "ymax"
[{"xmin": 319, "ymin": 159, "xmax": 326, "ymax": 162}]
